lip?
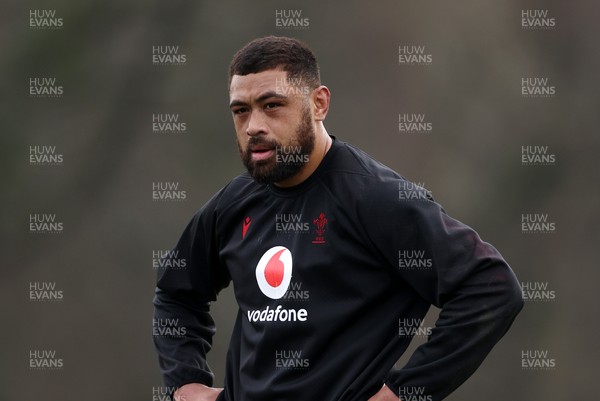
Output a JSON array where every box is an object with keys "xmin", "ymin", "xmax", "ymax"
[{"xmin": 250, "ymin": 148, "xmax": 275, "ymax": 161}]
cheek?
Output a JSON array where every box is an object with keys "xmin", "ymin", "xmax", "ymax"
[
  {"xmin": 233, "ymin": 119, "xmax": 247, "ymax": 136},
  {"xmin": 236, "ymin": 133, "xmax": 247, "ymax": 152},
  {"xmin": 268, "ymin": 116, "xmax": 292, "ymax": 136}
]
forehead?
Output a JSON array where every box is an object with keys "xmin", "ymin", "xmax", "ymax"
[{"xmin": 229, "ymin": 69, "xmax": 289, "ymax": 100}]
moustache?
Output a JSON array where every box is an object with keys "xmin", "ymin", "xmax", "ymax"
[{"xmin": 246, "ymin": 137, "xmax": 280, "ymax": 152}]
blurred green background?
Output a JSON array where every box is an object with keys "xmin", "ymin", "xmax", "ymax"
[{"xmin": 1, "ymin": 0, "xmax": 599, "ymax": 400}]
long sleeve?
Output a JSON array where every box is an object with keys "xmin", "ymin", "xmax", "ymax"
[
  {"xmin": 363, "ymin": 180, "xmax": 524, "ymax": 400},
  {"xmin": 152, "ymin": 190, "xmax": 231, "ymax": 390},
  {"xmin": 153, "ymin": 288, "xmax": 218, "ymax": 388}
]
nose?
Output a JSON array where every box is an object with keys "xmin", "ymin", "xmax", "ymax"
[{"xmin": 246, "ymin": 110, "xmax": 267, "ymax": 137}]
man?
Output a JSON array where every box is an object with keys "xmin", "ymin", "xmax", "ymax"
[{"xmin": 153, "ymin": 36, "xmax": 523, "ymax": 401}]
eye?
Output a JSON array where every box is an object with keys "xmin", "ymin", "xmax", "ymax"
[
  {"xmin": 232, "ymin": 107, "xmax": 248, "ymax": 115},
  {"xmin": 265, "ymin": 102, "xmax": 281, "ymax": 110}
]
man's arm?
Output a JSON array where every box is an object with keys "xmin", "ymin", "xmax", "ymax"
[
  {"xmin": 153, "ymin": 190, "xmax": 231, "ymax": 396},
  {"xmin": 153, "ymin": 287, "xmax": 218, "ymax": 390},
  {"xmin": 365, "ymin": 180, "xmax": 524, "ymax": 400}
]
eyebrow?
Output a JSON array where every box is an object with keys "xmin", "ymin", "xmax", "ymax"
[{"xmin": 229, "ymin": 91, "xmax": 289, "ymax": 108}]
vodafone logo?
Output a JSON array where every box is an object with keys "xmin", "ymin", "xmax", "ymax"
[
  {"xmin": 255, "ymin": 246, "xmax": 293, "ymax": 299},
  {"xmin": 249, "ymin": 247, "xmax": 308, "ymax": 323}
]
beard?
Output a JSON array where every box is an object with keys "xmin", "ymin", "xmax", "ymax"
[{"xmin": 238, "ymin": 105, "xmax": 315, "ymax": 185}]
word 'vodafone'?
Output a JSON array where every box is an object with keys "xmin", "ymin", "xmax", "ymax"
[{"xmin": 247, "ymin": 305, "xmax": 308, "ymax": 322}]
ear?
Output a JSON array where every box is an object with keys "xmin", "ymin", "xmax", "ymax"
[{"xmin": 311, "ymin": 85, "xmax": 330, "ymax": 121}]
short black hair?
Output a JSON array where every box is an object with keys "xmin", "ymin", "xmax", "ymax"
[{"xmin": 229, "ymin": 36, "xmax": 320, "ymax": 89}]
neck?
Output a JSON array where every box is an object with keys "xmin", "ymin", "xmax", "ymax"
[{"xmin": 273, "ymin": 126, "xmax": 331, "ymax": 188}]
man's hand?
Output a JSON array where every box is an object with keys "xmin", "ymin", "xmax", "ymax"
[
  {"xmin": 367, "ymin": 384, "xmax": 399, "ymax": 401},
  {"xmin": 174, "ymin": 383, "xmax": 223, "ymax": 401}
]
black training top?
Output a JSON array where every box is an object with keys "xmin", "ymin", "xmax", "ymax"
[{"xmin": 153, "ymin": 136, "xmax": 523, "ymax": 401}]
